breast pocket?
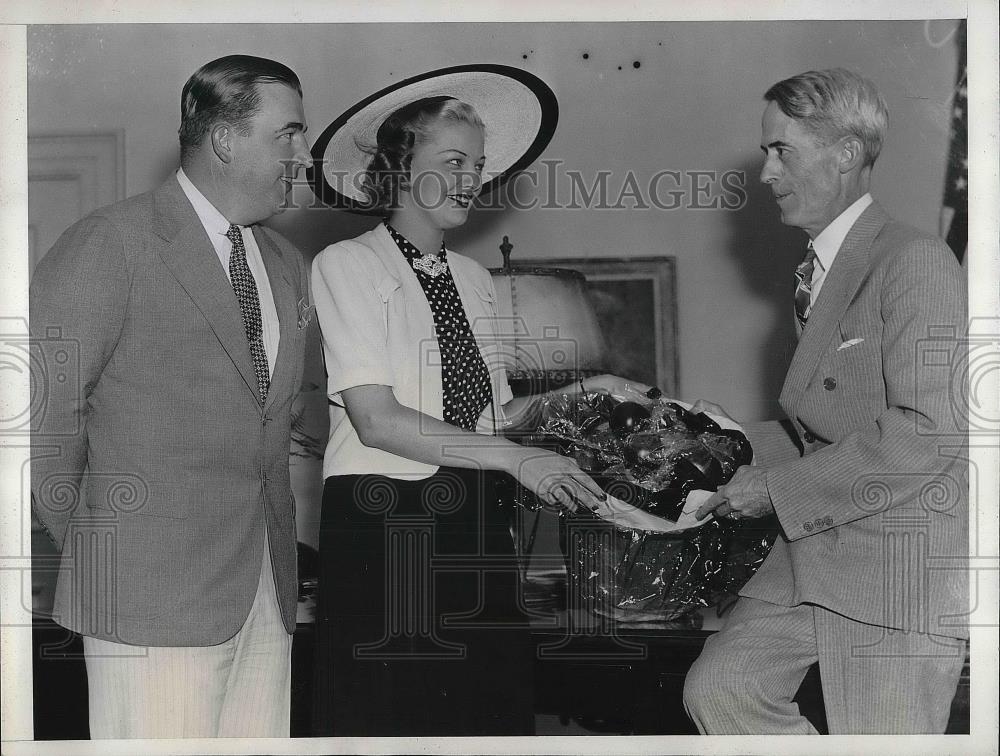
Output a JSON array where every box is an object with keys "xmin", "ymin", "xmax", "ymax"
[
  {"xmin": 468, "ymin": 282, "xmax": 500, "ymax": 336},
  {"xmin": 828, "ymin": 326, "xmax": 883, "ymax": 404},
  {"xmin": 474, "ymin": 283, "xmax": 498, "ymax": 313},
  {"xmin": 376, "ymin": 275, "xmax": 401, "ymax": 333}
]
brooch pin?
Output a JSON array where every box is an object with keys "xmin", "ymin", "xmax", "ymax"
[{"xmin": 412, "ymin": 254, "xmax": 448, "ymax": 278}]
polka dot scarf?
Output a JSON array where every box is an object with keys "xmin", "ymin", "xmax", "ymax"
[{"xmin": 385, "ymin": 223, "xmax": 492, "ymax": 431}]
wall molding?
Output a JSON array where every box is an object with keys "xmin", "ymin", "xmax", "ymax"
[{"xmin": 27, "ymin": 131, "xmax": 125, "ymax": 272}]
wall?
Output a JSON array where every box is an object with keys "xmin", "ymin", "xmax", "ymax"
[
  {"xmin": 27, "ymin": 21, "xmax": 961, "ymax": 543},
  {"xmin": 27, "ymin": 20, "xmax": 960, "ymax": 419}
]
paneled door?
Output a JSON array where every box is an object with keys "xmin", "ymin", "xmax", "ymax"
[
  {"xmin": 27, "ymin": 131, "xmax": 124, "ymax": 618},
  {"xmin": 28, "ymin": 132, "xmax": 124, "ymax": 276}
]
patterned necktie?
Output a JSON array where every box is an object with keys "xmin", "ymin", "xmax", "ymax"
[
  {"xmin": 226, "ymin": 224, "xmax": 269, "ymax": 402},
  {"xmin": 794, "ymin": 242, "xmax": 818, "ymax": 330}
]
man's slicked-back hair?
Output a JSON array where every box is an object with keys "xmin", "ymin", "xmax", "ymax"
[
  {"xmin": 764, "ymin": 68, "xmax": 888, "ymax": 169},
  {"xmin": 179, "ymin": 55, "xmax": 301, "ymax": 161}
]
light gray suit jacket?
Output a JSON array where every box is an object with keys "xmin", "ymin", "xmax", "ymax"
[
  {"xmin": 30, "ymin": 176, "xmax": 309, "ymax": 645},
  {"xmin": 741, "ymin": 201, "xmax": 968, "ymax": 640}
]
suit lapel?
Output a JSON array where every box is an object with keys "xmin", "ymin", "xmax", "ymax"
[
  {"xmin": 253, "ymin": 227, "xmax": 299, "ymax": 412},
  {"xmin": 152, "ymin": 177, "xmax": 261, "ymax": 403},
  {"xmin": 779, "ymin": 202, "xmax": 889, "ymax": 414}
]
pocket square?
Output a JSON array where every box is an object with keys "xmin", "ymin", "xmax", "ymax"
[
  {"xmin": 297, "ymin": 297, "xmax": 315, "ymax": 329},
  {"xmin": 837, "ymin": 337, "xmax": 865, "ymax": 351}
]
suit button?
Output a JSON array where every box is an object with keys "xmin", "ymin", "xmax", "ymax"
[
  {"xmin": 823, "ymin": 377, "xmax": 837, "ymax": 391},
  {"xmin": 803, "ymin": 431, "xmax": 816, "ymax": 443}
]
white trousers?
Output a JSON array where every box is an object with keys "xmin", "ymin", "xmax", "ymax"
[
  {"xmin": 683, "ymin": 596, "xmax": 966, "ymax": 734},
  {"xmin": 83, "ymin": 530, "xmax": 292, "ymax": 739}
]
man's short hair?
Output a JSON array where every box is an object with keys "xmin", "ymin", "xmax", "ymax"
[
  {"xmin": 764, "ymin": 68, "xmax": 889, "ymax": 168},
  {"xmin": 179, "ymin": 55, "xmax": 301, "ymax": 161}
]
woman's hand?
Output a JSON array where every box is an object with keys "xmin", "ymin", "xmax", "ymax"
[
  {"xmin": 509, "ymin": 447, "xmax": 606, "ymax": 513},
  {"xmin": 579, "ymin": 374, "xmax": 656, "ymax": 403},
  {"xmin": 342, "ymin": 384, "xmax": 606, "ymax": 513}
]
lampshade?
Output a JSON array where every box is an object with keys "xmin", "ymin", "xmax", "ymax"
[{"xmin": 489, "ymin": 236, "xmax": 609, "ymax": 396}]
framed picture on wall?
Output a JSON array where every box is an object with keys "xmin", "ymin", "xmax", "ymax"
[{"xmin": 535, "ymin": 257, "xmax": 678, "ymax": 396}]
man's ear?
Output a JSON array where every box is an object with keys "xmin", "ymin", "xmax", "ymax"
[
  {"xmin": 211, "ymin": 124, "xmax": 234, "ymax": 164},
  {"xmin": 838, "ymin": 136, "xmax": 864, "ymax": 174}
]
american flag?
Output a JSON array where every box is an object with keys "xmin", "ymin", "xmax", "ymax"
[{"xmin": 941, "ymin": 22, "xmax": 967, "ymax": 263}]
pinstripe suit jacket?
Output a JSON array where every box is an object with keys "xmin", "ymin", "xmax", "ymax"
[
  {"xmin": 741, "ymin": 201, "xmax": 968, "ymax": 639},
  {"xmin": 30, "ymin": 176, "xmax": 308, "ymax": 645}
]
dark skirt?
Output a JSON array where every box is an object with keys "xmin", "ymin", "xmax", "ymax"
[{"xmin": 311, "ymin": 467, "xmax": 535, "ymax": 736}]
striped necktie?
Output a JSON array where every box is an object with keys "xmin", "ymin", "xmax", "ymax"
[
  {"xmin": 794, "ymin": 241, "xmax": 818, "ymax": 330},
  {"xmin": 226, "ymin": 224, "xmax": 270, "ymax": 402}
]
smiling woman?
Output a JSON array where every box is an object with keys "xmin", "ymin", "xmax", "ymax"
[
  {"xmin": 362, "ymin": 97, "xmax": 486, "ymax": 245},
  {"xmin": 308, "ymin": 68, "xmax": 550, "ymax": 739},
  {"xmin": 305, "ymin": 65, "xmax": 650, "ymax": 736}
]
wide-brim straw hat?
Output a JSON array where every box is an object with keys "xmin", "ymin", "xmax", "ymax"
[{"xmin": 308, "ymin": 63, "xmax": 558, "ymax": 214}]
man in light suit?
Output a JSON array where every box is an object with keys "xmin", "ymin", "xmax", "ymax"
[
  {"xmin": 683, "ymin": 69, "xmax": 967, "ymax": 734},
  {"xmin": 30, "ymin": 55, "xmax": 313, "ymax": 738}
]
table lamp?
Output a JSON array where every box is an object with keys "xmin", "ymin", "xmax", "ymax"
[{"xmin": 489, "ymin": 235, "xmax": 609, "ymax": 397}]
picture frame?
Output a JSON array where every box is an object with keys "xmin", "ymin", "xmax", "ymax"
[{"xmin": 533, "ymin": 257, "xmax": 679, "ymax": 396}]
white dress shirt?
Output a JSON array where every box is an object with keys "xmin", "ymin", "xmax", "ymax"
[
  {"xmin": 176, "ymin": 168, "xmax": 280, "ymax": 377},
  {"xmin": 807, "ymin": 192, "xmax": 873, "ymax": 307}
]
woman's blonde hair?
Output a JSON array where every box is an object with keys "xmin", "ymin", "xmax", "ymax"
[{"xmin": 359, "ymin": 97, "xmax": 485, "ymax": 211}]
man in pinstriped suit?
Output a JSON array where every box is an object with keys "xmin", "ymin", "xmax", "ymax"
[
  {"xmin": 683, "ymin": 69, "xmax": 968, "ymax": 734},
  {"xmin": 30, "ymin": 55, "xmax": 313, "ymax": 738}
]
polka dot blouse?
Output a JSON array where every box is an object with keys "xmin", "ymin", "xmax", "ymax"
[{"xmin": 385, "ymin": 223, "xmax": 492, "ymax": 432}]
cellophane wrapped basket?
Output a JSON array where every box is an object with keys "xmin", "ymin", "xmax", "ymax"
[{"xmin": 512, "ymin": 389, "xmax": 778, "ymax": 622}]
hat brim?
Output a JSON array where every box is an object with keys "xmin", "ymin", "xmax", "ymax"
[{"xmin": 308, "ymin": 64, "xmax": 558, "ymax": 214}]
